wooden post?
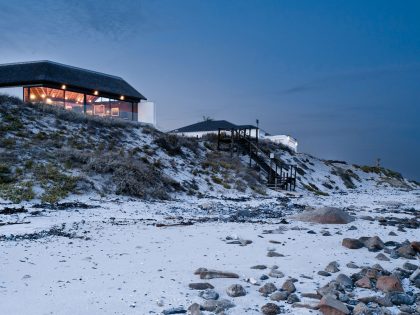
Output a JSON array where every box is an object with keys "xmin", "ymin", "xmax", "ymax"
[
  {"xmin": 230, "ymin": 128, "xmax": 234, "ymax": 157},
  {"xmin": 217, "ymin": 128, "xmax": 221, "ymax": 151}
]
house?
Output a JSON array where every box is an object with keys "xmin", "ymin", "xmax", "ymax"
[
  {"xmin": 170, "ymin": 120, "xmax": 264, "ymax": 138},
  {"xmin": 0, "ymin": 60, "xmax": 156, "ymax": 125},
  {"xmin": 265, "ymin": 135, "xmax": 298, "ymax": 152},
  {"xmin": 172, "ymin": 119, "xmax": 298, "ymax": 152}
]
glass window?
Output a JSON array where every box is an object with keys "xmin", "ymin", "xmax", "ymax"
[
  {"xmin": 25, "ymin": 87, "xmax": 65, "ymax": 108},
  {"xmin": 110, "ymin": 99, "xmax": 135, "ymax": 120},
  {"xmin": 63, "ymin": 91, "xmax": 84, "ymax": 113}
]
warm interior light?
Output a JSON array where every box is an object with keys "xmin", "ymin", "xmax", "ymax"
[
  {"xmin": 30, "ymin": 94, "xmax": 36, "ymax": 100},
  {"xmin": 120, "ymin": 95, "xmax": 125, "ymax": 100},
  {"xmin": 41, "ymin": 94, "xmax": 46, "ymax": 98},
  {"xmin": 61, "ymin": 84, "xmax": 66, "ymax": 90},
  {"xmin": 46, "ymin": 98, "xmax": 52, "ymax": 104},
  {"xmin": 94, "ymin": 91, "xmax": 99, "ymax": 95}
]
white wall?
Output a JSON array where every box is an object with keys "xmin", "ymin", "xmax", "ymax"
[
  {"xmin": 138, "ymin": 101, "xmax": 156, "ymax": 126},
  {"xmin": 265, "ymin": 135, "xmax": 298, "ymax": 152}
]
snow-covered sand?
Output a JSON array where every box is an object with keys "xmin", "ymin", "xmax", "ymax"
[{"xmin": 0, "ymin": 188, "xmax": 418, "ymax": 314}]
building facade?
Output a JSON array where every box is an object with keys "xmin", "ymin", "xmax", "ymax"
[{"xmin": 0, "ymin": 61, "xmax": 147, "ymax": 122}]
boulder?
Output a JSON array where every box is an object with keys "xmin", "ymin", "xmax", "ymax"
[
  {"xmin": 293, "ymin": 207, "xmax": 355, "ymax": 224},
  {"xmin": 199, "ymin": 269, "xmax": 239, "ymax": 279},
  {"xmin": 342, "ymin": 238, "xmax": 364, "ymax": 249},
  {"xmin": 411, "ymin": 241, "xmax": 420, "ymax": 253},
  {"xmin": 282, "ymin": 279, "xmax": 296, "ymax": 293},
  {"xmin": 259, "ymin": 283, "xmax": 277, "ymax": 296},
  {"xmin": 261, "ymin": 303, "xmax": 281, "ymax": 315},
  {"xmin": 268, "ymin": 269, "xmax": 285, "ymax": 278},
  {"xmin": 397, "ymin": 244, "xmax": 416, "ymax": 259},
  {"xmin": 201, "ymin": 299, "xmax": 235, "ymax": 312},
  {"xmin": 162, "ymin": 307, "xmax": 187, "ymax": 314},
  {"xmin": 318, "ymin": 295, "xmax": 350, "ymax": 315},
  {"xmin": 325, "ymin": 261, "xmax": 340, "ymax": 273},
  {"xmin": 355, "ymin": 276, "xmax": 372, "ymax": 289},
  {"xmin": 376, "ymin": 276, "xmax": 404, "ymax": 293},
  {"xmin": 335, "ymin": 274, "xmax": 353, "ymax": 289},
  {"xmin": 226, "ymin": 284, "xmax": 246, "ymax": 297},
  {"xmin": 270, "ymin": 291, "xmax": 289, "ymax": 301},
  {"xmin": 361, "ymin": 236, "xmax": 385, "ymax": 252},
  {"xmin": 375, "ymin": 253, "xmax": 390, "ymax": 261},
  {"xmin": 352, "ymin": 303, "xmax": 370, "ymax": 315},
  {"xmin": 189, "ymin": 283, "xmax": 214, "ymax": 290},
  {"xmin": 199, "ymin": 289, "xmax": 219, "ymax": 300},
  {"xmin": 187, "ymin": 303, "xmax": 202, "ymax": 315}
]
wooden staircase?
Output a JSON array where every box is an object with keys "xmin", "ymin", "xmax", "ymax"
[{"xmin": 217, "ymin": 127, "xmax": 297, "ymax": 191}]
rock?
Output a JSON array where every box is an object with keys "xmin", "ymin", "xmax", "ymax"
[
  {"xmin": 397, "ymin": 244, "xmax": 416, "ymax": 259},
  {"xmin": 199, "ymin": 289, "xmax": 219, "ymax": 300},
  {"xmin": 261, "ymin": 303, "xmax": 281, "ymax": 315},
  {"xmin": 317, "ymin": 281, "xmax": 345, "ymax": 297},
  {"xmin": 361, "ymin": 236, "xmax": 385, "ymax": 252},
  {"xmin": 322, "ymin": 231, "xmax": 332, "ymax": 236},
  {"xmin": 287, "ymin": 293, "xmax": 300, "ymax": 304},
  {"xmin": 371, "ymin": 263, "xmax": 384, "ymax": 271},
  {"xmin": 318, "ymin": 295, "xmax": 350, "ymax": 314},
  {"xmin": 251, "ymin": 265, "xmax": 267, "ymax": 270},
  {"xmin": 201, "ymin": 299, "xmax": 235, "ymax": 312},
  {"xmin": 194, "ymin": 267, "xmax": 208, "ymax": 275},
  {"xmin": 342, "ymin": 238, "xmax": 364, "ymax": 249},
  {"xmin": 294, "ymin": 207, "xmax": 355, "ymax": 224},
  {"xmin": 409, "ymin": 268, "xmax": 420, "ymax": 281},
  {"xmin": 187, "ymin": 303, "xmax": 202, "ymax": 315},
  {"xmin": 388, "ymin": 231, "xmax": 397, "ymax": 236},
  {"xmin": 270, "ymin": 291, "xmax": 289, "ymax": 301},
  {"xmin": 402, "ymin": 262, "xmax": 417, "ymax": 271},
  {"xmin": 346, "ymin": 262, "xmax": 359, "ymax": 269},
  {"xmin": 388, "ymin": 293, "xmax": 415, "ymax": 305},
  {"xmin": 301, "ymin": 292, "xmax": 322, "ymax": 300},
  {"xmin": 318, "ymin": 271, "xmax": 331, "ymax": 277},
  {"xmin": 259, "ymin": 283, "xmax": 277, "ymax": 296},
  {"xmin": 348, "ymin": 225, "xmax": 357, "ymax": 230},
  {"xmin": 336, "ymin": 274, "xmax": 353, "ymax": 289},
  {"xmin": 199, "ymin": 270, "xmax": 239, "ymax": 279},
  {"xmin": 162, "ymin": 307, "xmax": 186, "ymax": 314},
  {"xmin": 260, "ymin": 274, "xmax": 269, "ymax": 280},
  {"xmin": 411, "ymin": 241, "xmax": 420, "ymax": 253},
  {"xmin": 226, "ymin": 284, "xmax": 246, "ymax": 297},
  {"xmin": 358, "ymin": 295, "xmax": 393, "ymax": 307},
  {"xmin": 267, "ymin": 251, "xmax": 284, "ymax": 257},
  {"xmin": 189, "ymin": 283, "xmax": 214, "ymax": 290},
  {"xmin": 268, "ymin": 269, "xmax": 285, "ymax": 278},
  {"xmin": 352, "ymin": 303, "xmax": 370, "ymax": 315},
  {"xmin": 282, "ymin": 279, "xmax": 296, "ymax": 293},
  {"xmin": 375, "ymin": 253, "xmax": 390, "ymax": 261},
  {"xmin": 325, "ymin": 261, "xmax": 340, "ymax": 273},
  {"xmin": 376, "ymin": 276, "xmax": 404, "ymax": 293},
  {"xmin": 355, "ymin": 276, "xmax": 372, "ymax": 289},
  {"xmin": 245, "ymin": 277, "xmax": 259, "ymax": 285}
]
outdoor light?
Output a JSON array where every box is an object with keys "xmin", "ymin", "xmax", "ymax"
[
  {"xmin": 94, "ymin": 90, "xmax": 99, "ymax": 95},
  {"xmin": 61, "ymin": 84, "xmax": 66, "ymax": 90},
  {"xmin": 120, "ymin": 95, "xmax": 125, "ymax": 100}
]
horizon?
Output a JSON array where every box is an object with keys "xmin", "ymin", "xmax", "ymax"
[{"xmin": 0, "ymin": 0, "xmax": 419, "ymax": 180}]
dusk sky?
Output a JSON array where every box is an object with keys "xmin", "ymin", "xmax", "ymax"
[{"xmin": 1, "ymin": 0, "xmax": 419, "ymax": 179}]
